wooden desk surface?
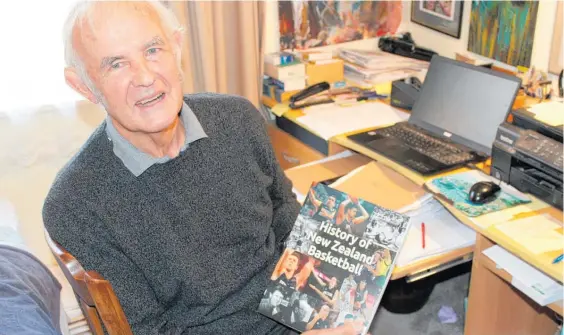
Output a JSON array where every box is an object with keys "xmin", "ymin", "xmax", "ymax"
[
  {"xmin": 265, "ymin": 93, "xmax": 562, "ymax": 284},
  {"xmin": 441, "ymin": 198, "xmax": 563, "ymax": 282},
  {"xmin": 334, "ymin": 128, "xmax": 563, "ymax": 283}
]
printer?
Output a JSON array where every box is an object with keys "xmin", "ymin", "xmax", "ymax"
[{"xmin": 491, "ymin": 121, "xmax": 563, "ymax": 209}]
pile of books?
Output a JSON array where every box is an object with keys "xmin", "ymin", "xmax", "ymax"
[
  {"xmin": 263, "ymin": 52, "xmax": 306, "ymax": 103},
  {"xmin": 338, "ymin": 49, "xmax": 429, "ymax": 85}
]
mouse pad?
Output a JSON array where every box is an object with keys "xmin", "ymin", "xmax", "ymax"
[{"xmin": 425, "ymin": 171, "xmax": 531, "ymax": 217}]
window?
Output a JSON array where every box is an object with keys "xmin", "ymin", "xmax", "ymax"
[{"xmin": 0, "ymin": 1, "xmax": 83, "ymax": 116}]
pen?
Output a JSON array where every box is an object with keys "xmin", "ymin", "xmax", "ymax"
[
  {"xmin": 421, "ymin": 222, "xmax": 426, "ymax": 249},
  {"xmin": 552, "ymin": 254, "xmax": 563, "ymax": 264}
]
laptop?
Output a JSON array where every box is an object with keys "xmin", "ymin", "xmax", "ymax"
[{"xmin": 347, "ymin": 55, "xmax": 522, "ymax": 176}]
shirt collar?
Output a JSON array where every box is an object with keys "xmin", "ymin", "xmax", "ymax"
[{"xmin": 105, "ymin": 101, "xmax": 208, "ymax": 176}]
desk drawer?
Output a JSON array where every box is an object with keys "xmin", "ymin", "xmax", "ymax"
[{"xmin": 267, "ymin": 125, "xmax": 325, "ymax": 170}]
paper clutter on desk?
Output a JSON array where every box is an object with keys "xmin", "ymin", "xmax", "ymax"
[
  {"xmin": 297, "ymin": 102, "xmax": 409, "ymax": 140},
  {"xmin": 395, "ymin": 196, "xmax": 475, "ymax": 267},
  {"xmin": 483, "ymin": 245, "xmax": 563, "ymax": 306},
  {"xmin": 270, "ymin": 103, "xmax": 290, "ymax": 117},
  {"xmin": 491, "ymin": 214, "xmax": 564, "ymax": 255}
]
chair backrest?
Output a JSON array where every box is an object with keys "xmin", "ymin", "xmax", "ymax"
[{"xmin": 44, "ymin": 230, "xmax": 133, "ymax": 335}]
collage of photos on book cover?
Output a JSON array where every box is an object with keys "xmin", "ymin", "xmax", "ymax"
[{"xmin": 258, "ymin": 183, "xmax": 410, "ymax": 334}]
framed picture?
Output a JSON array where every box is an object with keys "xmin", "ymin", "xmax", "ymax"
[{"xmin": 411, "ymin": 1, "xmax": 463, "ymax": 38}]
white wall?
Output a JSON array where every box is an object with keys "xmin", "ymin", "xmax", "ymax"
[{"xmin": 264, "ymin": 0, "xmax": 558, "ymax": 73}]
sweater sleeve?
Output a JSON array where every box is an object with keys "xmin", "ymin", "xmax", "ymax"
[
  {"xmin": 238, "ymin": 99, "xmax": 301, "ymax": 246},
  {"xmin": 42, "ymin": 200, "xmax": 178, "ymax": 335}
]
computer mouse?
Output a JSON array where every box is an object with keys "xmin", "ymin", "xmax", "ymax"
[{"xmin": 468, "ymin": 181, "xmax": 501, "ymax": 205}]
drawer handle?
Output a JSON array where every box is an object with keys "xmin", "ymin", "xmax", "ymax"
[{"xmin": 282, "ymin": 152, "xmax": 300, "ymax": 164}]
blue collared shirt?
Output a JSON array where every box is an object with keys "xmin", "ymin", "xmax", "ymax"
[{"xmin": 105, "ymin": 102, "xmax": 208, "ymax": 176}]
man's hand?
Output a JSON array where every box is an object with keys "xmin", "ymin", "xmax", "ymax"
[{"xmin": 302, "ymin": 320, "xmax": 365, "ymax": 335}]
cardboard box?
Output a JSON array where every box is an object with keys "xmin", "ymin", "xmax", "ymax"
[
  {"xmin": 284, "ymin": 152, "xmax": 371, "ymax": 197},
  {"xmin": 265, "ymin": 61, "xmax": 306, "ymax": 80},
  {"xmin": 306, "ymin": 59, "xmax": 344, "ymax": 86}
]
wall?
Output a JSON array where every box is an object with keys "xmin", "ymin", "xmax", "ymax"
[
  {"xmin": 0, "ymin": 101, "xmax": 106, "ymax": 266},
  {"xmin": 264, "ymin": 1, "xmax": 559, "ymax": 73},
  {"xmin": 406, "ymin": 0, "xmax": 558, "ymax": 72}
]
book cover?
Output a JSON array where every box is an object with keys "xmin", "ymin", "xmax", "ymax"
[{"xmin": 258, "ymin": 183, "xmax": 410, "ymax": 334}]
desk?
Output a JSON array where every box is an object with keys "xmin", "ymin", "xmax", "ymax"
[
  {"xmin": 272, "ymin": 95, "xmax": 563, "ymax": 334},
  {"xmin": 326, "ymin": 116, "xmax": 563, "ymax": 334}
]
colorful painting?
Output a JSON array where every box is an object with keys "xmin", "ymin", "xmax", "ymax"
[
  {"xmin": 411, "ymin": 0, "xmax": 464, "ymax": 38},
  {"xmin": 468, "ymin": 0, "xmax": 539, "ymax": 67},
  {"xmin": 278, "ymin": 1, "xmax": 402, "ymax": 51}
]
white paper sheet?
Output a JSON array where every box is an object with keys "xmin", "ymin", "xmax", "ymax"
[
  {"xmin": 297, "ymin": 102, "xmax": 409, "ymax": 140},
  {"xmin": 483, "ymin": 245, "xmax": 563, "ymax": 306},
  {"xmin": 494, "ymin": 215, "xmax": 564, "ymax": 255},
  {"xmin": 527, "ymin": 101, "xmax": 564, "ymax": 126},
  {"xmin": 396, "ymin": 197, "xmax": 476, "ymax": 267},
  {"xmin": 286, "ymin": 150, "xmax": 354, "ymax": 170}
]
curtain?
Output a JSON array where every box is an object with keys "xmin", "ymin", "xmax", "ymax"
[{"xmin": 167, "ymin": 1, "xmax": 266, "ymax": 110}]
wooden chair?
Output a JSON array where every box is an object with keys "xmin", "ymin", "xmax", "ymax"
[{"xmin": 45, "ymin": 230, "xmax": 133, "ymax": 335}]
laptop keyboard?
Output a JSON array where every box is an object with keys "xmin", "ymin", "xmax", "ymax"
[{"xmin": 374, "ymin": 124, "xmax": 475, "ymax": 165}]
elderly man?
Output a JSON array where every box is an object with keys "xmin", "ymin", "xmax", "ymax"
[{"xmin": 43, "ymin": 1, "xmax": 361, "ymax": 335}]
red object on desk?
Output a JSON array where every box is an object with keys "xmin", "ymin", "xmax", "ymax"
[{"xmin": 421, "ymin": 222, "xmax": 426, "ymax": 249}]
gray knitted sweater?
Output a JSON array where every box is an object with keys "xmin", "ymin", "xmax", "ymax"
[{"xmin": 43, "ymin": 94, "xmax": 301, "ymax": 335}]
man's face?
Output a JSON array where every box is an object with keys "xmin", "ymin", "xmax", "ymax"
[
  {"xmin": 346, "ymin": 207, "xmax": 358, "ymax": 219},
  {"xmin": 329, "ymin": 277, "xmax": 337, "ymax": 288},
  {"xmin": 359, "ymin": 281, "xmax": 366, "ymax": 290},
  {"xmin": 285, "ymin": 255, "xmax": 299, "ymax": 271},
  {"xmin": 271, "ymin": 291, "xmax": 283, "ymax": 307},
  {"xmin": 70, "ymin": 3, "xmax": 184, "ymax": 135},
  {"xmin": 326, "ymin": 197, "xmax": 336, "ymax": 209}
]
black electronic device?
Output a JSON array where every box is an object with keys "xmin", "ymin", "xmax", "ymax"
[
  {"xmin": 491, "ymin": 122, "xmax": 563, "ymax": 209},
  {"xmin": 390, "ymin": 77, "xmax": 421, "ymax": 110},
  {"xmin": 290, "ymin": 82, "xmax": 330, "ymax": 103},
  {"xmin": 511, "ymin": 107, "xmax": 563, "ymax": 143},
  {"xmin": 468, "ymin": 181, "xmax": 501, "ymax": 205},
  {"xmin": 378, "ymin": 32, "xmax": 437, "ymax": 62},
  {"xmin": 348, "ymin": 55, "xmax": 522, "ymax": 176}
]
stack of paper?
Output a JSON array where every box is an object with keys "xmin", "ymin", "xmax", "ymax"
[
  {"xmin": 297, "ymin": 102, "xmax": 409, "ymax": 140},
  {"xmin": 338, "ymin": 49, "xmax": 428, "ymax": 85},
  {"xmin": 527, "ymin": 101, "xmax": 564, "ymax": 127},
  {"xmin": 395, "ymin": 196, "xmax": 476, "ymax": 267},
  {"xmin": 483, "ymin": 245, "xmax": 563, "ymax": 306},
  {"xmin": 492, "ymin": 214, "xmax": 564, "ymax": 255}
]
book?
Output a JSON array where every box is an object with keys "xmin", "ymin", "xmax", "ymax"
[
  {"xmin": 258, "ymin": 183, "xmax": 410, "ymax": 334},
  {"xmin": 299, "ymin": 51, "xmax": 334, "ymax": 62},
  {"xmin": 265, "ymin": 61, "xmax": 306, "ymax": 80},
  {"xmin": 265, "ymin": 52, "xmax": 296, "ymax": 66},
  {"xmin": 271, "ymin": 76, "xmax": 307, "ymax": 92}
]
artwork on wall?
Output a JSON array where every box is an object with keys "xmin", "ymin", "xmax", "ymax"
[
  {"xmin": 410, "ymin": 0, "xmax": 464, "ymax": 38},
  {"xmin": 468, "ymin": 0, "xmax": 539, "ymax": 67},
  {"xmin": 278, "ymin": 1, "xmax": 402, "ymax": 51}
]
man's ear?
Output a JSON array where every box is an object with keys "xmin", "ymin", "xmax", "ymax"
[
  {"xmin": 172, "ymin": 29, "xmax": 183, "ymax": 50},
  {"xmin": 64, "ymin": 67, "xmax": 99, "ymax": 104}
]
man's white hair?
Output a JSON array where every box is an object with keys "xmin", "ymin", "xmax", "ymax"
[{"xmin": 63, "ymin": 0, "xmax": 184, "ymax": 96}]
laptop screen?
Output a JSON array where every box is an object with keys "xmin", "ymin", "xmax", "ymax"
[{"xmin": 409, "ymin": 56, "xmax": 521, "ymax": 155}]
